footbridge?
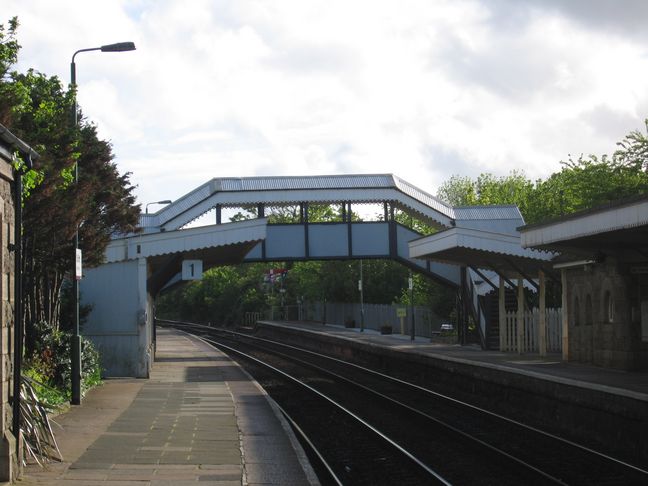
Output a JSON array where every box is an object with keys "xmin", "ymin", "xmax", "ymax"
[{"xmin": 82, "ymin": 174, "xmax": 527, "ymax": 377}]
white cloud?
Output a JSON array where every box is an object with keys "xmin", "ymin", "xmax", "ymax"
[{"xmin": 4, "ymin": 0, "xmax": 648, "ymax": 206}]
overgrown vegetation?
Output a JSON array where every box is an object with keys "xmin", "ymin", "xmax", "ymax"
[
  {"xmin": 437, "ymin": 121, "xmax": 648, "ymax": 224},
  {"xmin": 1, "ymin": 15, "xmax": 140, "ymax": 456}
]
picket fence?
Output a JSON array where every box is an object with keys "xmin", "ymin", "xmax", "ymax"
[{"xmin": 501, "ymin": 307, "xmax": 562, "ymax": 353}]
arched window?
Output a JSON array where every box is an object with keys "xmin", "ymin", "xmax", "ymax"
[
  {"xmin": 585, "ymin": 294, "xmax": 593, "ymax": 326},
  {"xmin": 604, "ymin": 290, "xmax": 614, "ymax": 323},
  {"xmin": 573, "ymin": 296, "xmax": 581, "ymax": 326}
]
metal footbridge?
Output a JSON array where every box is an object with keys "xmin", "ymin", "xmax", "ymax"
[{"xmin": 83, "ymin": 174, "xmax": 529, "ymax": 377}]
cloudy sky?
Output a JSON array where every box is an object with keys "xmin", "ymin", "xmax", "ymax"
[{"xmin": 5, "ymin": 0, "xmax": 648, "ymax": 207}]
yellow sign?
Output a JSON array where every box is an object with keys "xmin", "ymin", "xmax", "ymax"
[{"xmin": 396, "ymin": 307, "xmax": 407, "ymax": 318}]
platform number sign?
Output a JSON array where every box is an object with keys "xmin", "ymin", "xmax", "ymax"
[{"xmin": 182, "ymin": 260, "xmax": 203, "ymax": 280}]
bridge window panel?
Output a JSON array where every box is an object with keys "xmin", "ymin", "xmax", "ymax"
[
  {"xmin": 392, "ymin": 206, "xmax": 439, "ymax": 234},
  {"xmin": 309, "ymin": 224, "xmax": 349, "ymax": 257},
  {"xmin": 308, "ymin": 203, "xmax": 344, "ymax": 222},
  {"xmin": 225, "ymin": 205, "xmax": 258, "ymax": 222},
  {"xmin": 182, "ymin": 207, "xmax": 218, "ymax": 229},
  {"xmin": 265, "ymin": 225, "xmax": 306, "ymax": 259},
  {"xmin": 351, "ymin": 202, "xmax": 388, "ymax": 222},
  {"xmin": 351, "ymin": 223, "xmax": 389, "ymax": 256},
  {"xmin": 265, "ymin": 205, "xmax": 302, "ymax": 224}
]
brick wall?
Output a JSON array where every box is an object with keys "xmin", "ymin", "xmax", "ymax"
[
  {"xmin": 566, "ymin": 258, "xmax": 647, "ymax": 370},
  {"xmin": 0, "ymin": 155, "xmax": 16, "ymax": 480}
]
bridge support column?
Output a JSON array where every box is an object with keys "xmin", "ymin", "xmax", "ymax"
[
  {"xmin": 137, "ymin": 257, "xmax": 154, "ymax": 378},
  {"xmin": 499, "ymin": 277, "xmax": 506, "ymax": 351}
]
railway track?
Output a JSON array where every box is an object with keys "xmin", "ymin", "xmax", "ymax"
[{"xmin": 166, "ymin": 321, "xmax": 648, "ymax": 485}]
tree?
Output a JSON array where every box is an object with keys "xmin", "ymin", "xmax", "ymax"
[
  {"xmin": 614, "ymin": 118, "xmax": 648, "ymax": 172},
  {"xmin": 0, "ymin": 18, "xmax": 140, "ymax": 353},
  {"xmin": 0, "ymin": 17, "xmax": 21, "ymax": 125},
  {"xmin": 437, "ymin": 170, "xmax": 535, "ymax": 221},
  {"xmin": 437, "ymin": 123, "xmax": 648, "ymax": 225}
]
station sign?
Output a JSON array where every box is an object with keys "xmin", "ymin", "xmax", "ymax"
[
  {"xmin": 75, "ymin": 249, "xmax": 82, "ymax": 280},
  {"xmin": 182, "ymin": 260, "xmax": 203, "ymax": 280}
]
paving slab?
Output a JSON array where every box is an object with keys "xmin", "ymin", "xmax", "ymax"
[{"xmin": 17, "ymin": 328, "xmax": 318, "ymax": 486}]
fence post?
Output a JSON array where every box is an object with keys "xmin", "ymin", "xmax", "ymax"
[
  {"xmin": 538, "ymin": 270, "xmax": 547, "ymax": 357},
  {"xmin": 516, "ymin": 279, "xmax": 524, "ymax": 354}
]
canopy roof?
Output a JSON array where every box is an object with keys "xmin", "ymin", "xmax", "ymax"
[
  {"xmin": 520, "ymin": 194, "xmax": 648, "ymax": 262},
  {"xmin": 409, "ymin": 226, "xmax": 554, "ymax": 278}
]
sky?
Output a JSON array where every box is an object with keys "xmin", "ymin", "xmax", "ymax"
[{"xmin": 5, "ymin": 0, "xmax": 648, "ymax": 208}]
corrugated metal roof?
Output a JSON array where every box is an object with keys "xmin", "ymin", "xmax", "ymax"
[
  {"xmin": 454, "ymin": 205, "xmax": 524, "ymax": 221},
  {"xmin": 145, "ymin": 174, "xmax": 456, "ymax": 229},
  {"xmin": 521, "ymin": 197, "xmax": 648, "ymax": 248},
  {"xmin": 392, "ymin": 175, "xmax": 454, "ymax": 218},
  {"xmin": 217, "ymin": 174, "xmax": 395, "ymax": 191}
]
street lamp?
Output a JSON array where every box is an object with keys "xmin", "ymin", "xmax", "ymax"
[
  {"xmin": 145, "ymin": 200, "xmax": 172, "ymax": 214},
  {"xmin": 70, "ymin": 41, "xmax": 135, "ymax": 405}
]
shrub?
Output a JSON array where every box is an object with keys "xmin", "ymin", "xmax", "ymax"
[{"xmin": 25, "ymin": 321, "xmax": 102, "ymax": 402}]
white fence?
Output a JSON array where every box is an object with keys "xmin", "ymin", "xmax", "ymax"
[{"xmin": 501, "ymin": 308, "xmax": 562, "ymax": 353}]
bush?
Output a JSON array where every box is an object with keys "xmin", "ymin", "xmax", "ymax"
[{"xmin": 25, "ymin": 321, "xmax": 102, "ymax": 403}]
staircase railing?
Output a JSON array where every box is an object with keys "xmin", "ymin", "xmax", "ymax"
[{"xmin": 465, "ymin": 270, "xmax": 488, "ymax": 349}]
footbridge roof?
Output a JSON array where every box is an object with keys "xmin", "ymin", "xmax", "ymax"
[{"xmin": 140, "ymin": 174, "xmax": 524, "ymax": 233}]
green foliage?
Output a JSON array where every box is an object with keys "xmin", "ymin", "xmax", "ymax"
[
  {"xmin": 0, "ymin": 17, "xmax": 140, "ymax": 354},
  {"xmin": 22, "ymin": 362, "xmax": 66, "ymax": 408},
  {"xmin": 614, "ymin": 118, "xmax": 648, "ymax": 172},
  {"xmin": 437, "ymin": 122, "xmax": 648, "ymax": 225},
  {"xmin": 437, "ymin": 170, "xmax": 535, "ymax": 215},
  {"xmin": 12, "ymin": 154, "xmax": 44, "ymax": 200},
  {"xmin": 436, "ymin": 174, "xmax": 478, "ymax": 206},
  {"xmin": 25, "ymin": 320, "xmax": 102, "ymax": 401}
]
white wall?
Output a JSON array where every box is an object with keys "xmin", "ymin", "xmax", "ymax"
[{"xmin": 82, "ymin": 258, "xmax": 153, "ymax": 377}]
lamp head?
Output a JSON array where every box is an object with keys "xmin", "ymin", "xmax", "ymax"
[{"xmin": 100, "ymin": 42, "xmax": 136, "ymax": 53}]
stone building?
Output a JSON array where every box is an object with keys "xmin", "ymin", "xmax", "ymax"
[
  {"xmin": 521, "ymin": 196, "xmax": 648, "ymax": 371},
  {"xmin": 0, "ymin": 124, "xmax": 37, "ymax": 481}
]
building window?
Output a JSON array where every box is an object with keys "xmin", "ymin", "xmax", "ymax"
[
  {"xmin": 573, "ymin": 296, "xmax": 581, "ymax": 326},
  {"xmin": 585, "ymin": 294, "xmax": 593, "ymax": 325},
  {"xmin": 604, "ymin": 290, "xmax": 614, "ymax": 323}
]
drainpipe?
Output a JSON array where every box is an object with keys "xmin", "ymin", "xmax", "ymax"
[{"xmin": 12, "ymin": 150, "xmax": 33, "ymax": 456}]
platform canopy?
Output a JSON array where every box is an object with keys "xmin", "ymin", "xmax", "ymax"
[
  {"xmin": 520, "ymin": 194, "xmax": 648, "ymax": 263},
  {"xmin": 104, "ymin": 218, "xmax": 267, "ymax": 295},
  {"xmin": 409, "ymin": 226, "xmax": 554, "ymax": 279}
]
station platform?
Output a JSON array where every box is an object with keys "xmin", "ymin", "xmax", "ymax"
[
  {"xmin": 18, "ymin": 327, "xmax": 318, "ymax": 486},
  {"xmin": 256, "ymin": 320, "xmax": 648, "ymax": 400}
]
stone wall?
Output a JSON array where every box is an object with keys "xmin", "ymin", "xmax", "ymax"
[
  {"xmin": 566, "ymin": 258, "xmax": 648, "ymax": 370},
  {"xmin": 0, "ymin": 156, "xmax": 16, "ymax": 480}
]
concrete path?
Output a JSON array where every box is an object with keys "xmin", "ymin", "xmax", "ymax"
[{"xmin": 17, "ymin": 328, "xmax": 316, "ymax": 485}]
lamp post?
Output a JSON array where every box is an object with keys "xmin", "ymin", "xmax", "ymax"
[
  {"xmin": 145, "ymin": 200, "xmax": 172, "ymax": 214},
  {"xmin": 359, "ymin": 260, "xmax": 365, "ymax": 332},
  {"xmin": 70, "ymin": 41, "xmax": 135, "ymax": 405},
  {"xmin": 409, "ymin": 270, "xmax": 415, "ymax": 341}
]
